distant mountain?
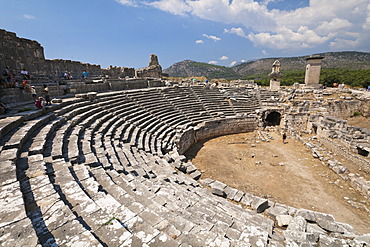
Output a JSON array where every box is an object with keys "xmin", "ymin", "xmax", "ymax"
[
  {"xmin": 163, "ymin": 51, "xmax": 370, "ymax": 79},
  {"xmin": 164, "ymin": 60, "xmax": 240, "ymax": 79}
]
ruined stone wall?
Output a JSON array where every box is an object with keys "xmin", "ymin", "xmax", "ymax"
[
  {"xmin": 0, "ymin": 29, "xmax": 45, "ymax": 71},
  {"xmin": 0, "ymin": 79, "xmax": 165, "ymax": 104},
  {"xmin": 176, "ymin": 117, "xmax": 257, "ymax": 154},
  {"xmin": 0, "ymin": 29, "xmax": 102, "ymax": 80},
  {"xmin": 102, "ymin": 66, "xmax": 135, "ymax": 79},
  {"xmin": 135, "ymin": 54, "xmax": 162, "ymax": 79},
  {"xmin": 317, "ymin": 116, "xmax": 370, "ymax": 147},
  {"xmin": 323, "ymin": 100, "xmax": 368, "ymax": 118}
]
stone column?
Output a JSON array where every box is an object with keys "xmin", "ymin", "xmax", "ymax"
[
  {"xmin": 269, "ymin": 60, "xmax": 281, "ymax": 90},
  {"xmin": 304, "ymin": 55, "xmax": 324, "ymax": 86}
]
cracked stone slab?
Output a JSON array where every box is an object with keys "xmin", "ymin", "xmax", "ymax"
[
  {"xmin": 54, "ymin": 227, "xmax": 102, "ymax": 247},
  {"xmin": 0, "ymin": 217, "xmax": 38, "ymax": 247},
  {"xmin": 147, "ymin": 232, "xmax": 179, "ymax": 247},
  {"xmin": 211, "ymin": 181, "xmax": 227, "ymax": 197},
  {"xmin": 0, "ymin": 160, "xmax": 17, "ymax": 186},
  {"xmin": 276, "ymin": 215, "xmax": 292, "ymax": 227},
  {"xmin": 0, "ymin": 148, "xmax": 18, "ymax": 162},
  {"xmin": 284, "ymin": 230, "xmax": 317, "ymax": 246},
  {"xmin": 129, "ymin": 222, "xmax": 160, "ymax": 244},
  {"xmin": 239, "ymin": 225, "xmax": 269, "ymax": 247},
  {"xmin": 94, "ymin": 218, "xmax": 132, "ymax": 246},
  {"xmin": 266, "ymin": 205, "xmax": 289, "ymax": 218},
  {"xmin": 287, "ymin": 216, "xmax": 307, "ymax": 232},
  {"xmin": 189, "ymin": 170, "xmax": 202, "ymax": 180},
  {"xmin": 0, "ymin": 182, "xmax": 27, "ymax": 228}
]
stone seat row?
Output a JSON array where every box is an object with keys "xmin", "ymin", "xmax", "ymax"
[
  {"xmin": 1, "ymin": 87, "xmax": 368, "ymax": 246},
  {"xmin": 1, "ymin": 94, "xmax": 278, "ymax": 246}
]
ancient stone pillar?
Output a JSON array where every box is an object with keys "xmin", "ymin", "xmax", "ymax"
[
  {"xmin": 304, "ymin": 55, "xmax": 324, "ymax": 86},
  {"xmin": 269, "ymin": 60, "xmax": 281, "ymax": 90}
]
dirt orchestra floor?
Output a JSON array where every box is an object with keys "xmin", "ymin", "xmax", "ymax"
[{"xmin": 185, "ymin": 131, "xmax": 370, "ymax": 234}]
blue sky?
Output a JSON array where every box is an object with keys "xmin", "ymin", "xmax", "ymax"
[{"xmin": 1, "ymin": 0, "xmax": 369, "ymax": 70}]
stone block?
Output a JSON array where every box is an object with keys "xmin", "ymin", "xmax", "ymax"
[
  {"xmin": 241, "ymin": 193, "xmax": 254, "ymax": 206},
  {"xmin": 224, "ymin": 186, "xmax": 238, "ymax": 200},
  {"xmin": 0, "ymin": 218, "xmax": 38, "ymax": 246},
  {"xmin": 184, "ymin": 162, "xmax": 197, "ymax": 174},
  {"xmin": 295, "ymin": 209, "xmax": 316, "ymax": 222},
  {"xmin": 84, "ymin": 153, "xmax": 99, "ymax": 167},
  {"xmin": 276, "ymin": 215, "xmax": 292, "ymax": 227},
  {"xmin": 189, "ymin": 170, "xmax": 202, "ymax": 180},
  {"xmin": 283, "ymin": 230, "xmax": 317, "ymax": 246},
  {"xmin": 266, "ymin": 205, "xmax": 288, "ymax": 218},
  {"xmin": 211, "ymin": 181, "xmax": 227, "ymax": 198},
  {"xmin": 355, "ymin": 234, "xmax": 370, "ymax": 245},
  {"xmin": 200, "ymin": 178, "xmax": 214, "ymax": 186},
  {"xmin": 287, "ymin": 216, "xmax": 307, "ymax": 232},
  {"xmin": 252, "ymin": 197, "xmax": 269, "ymax": 213},
  {"xmin": 233, "ymin": 190, "xmax": 244, "ymax": 202}
]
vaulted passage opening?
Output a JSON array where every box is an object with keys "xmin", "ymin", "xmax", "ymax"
[
  {"xmin": 357, "ymin": 147, "xmax": 369, "ymax": 157},
  {"xmin": 265, "ymin": 112, "xmax": 281, "ymax": 126}
]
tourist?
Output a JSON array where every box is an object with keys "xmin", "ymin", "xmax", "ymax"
[
  {"xmin": 30, "ymin": 86, "xmax": 37, "ymax": 101},
  {"xmin": 20, "ymin": 68, "xmax": 30, "ymax": 80},
  {"xmin": 43, "ymin": 84, "xmax": 51, "ymax": 106},
  {"xmin": 2, "ymin": 66, "xmax": 14, "ymax": 87},
  {"xmin": 35, "ymin": 97, "xmax": 43, "ymax": 109},
  {"xmin": 282, "ymin": 132, "xmax": 287, "ymax": 143},
  {"xmin": 82, "ymin": 70, "xmax": 88, "ymax": 80},
  {"xmin": 64, "ymin": 71, "xmax": 71, "ymax": 80}
]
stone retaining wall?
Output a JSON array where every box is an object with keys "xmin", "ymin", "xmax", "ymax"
[
  {"xmin": 0, "ymin": 29, "xmax": 137, "ymax": 83},
  {"xmin": 0, "ymin": 29, "xmax": 101, "ymax": 80},
  {"xmin": 317, "ymin": 116, "xmax": 370, "ymax": 153},
  {"xmin": 0, "ymin": 79, "xmax": 165, "ymax": 104},
  {"xmin": 176, "ymin": 117, "xmax": 257, "ymax": 154}
]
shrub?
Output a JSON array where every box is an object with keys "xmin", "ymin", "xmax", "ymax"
[{"xmin": 353, "ymin": 111, "xmax": 361, "ymax": 117}]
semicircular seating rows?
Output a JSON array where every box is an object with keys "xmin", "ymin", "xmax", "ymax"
[{"xmin": 0, "ymin": 86, "xmax": 368, "ymax": 246}]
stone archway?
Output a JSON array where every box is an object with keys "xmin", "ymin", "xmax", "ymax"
[{"xmin": 265, "ymin": 111, "xmax": 281, "ymax": 126}]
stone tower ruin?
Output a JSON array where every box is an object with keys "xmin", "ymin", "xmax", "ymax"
[
  {"xmin": 269, "ymin": 60, "xmax": 282, "ymax": 90},
  {"xmin": 304, "ymin": 55, "xmax": 324, "ymax": 87},
  {"xmin": 135, "ymin": 54, "xmax": 162, "ymax": 79}
]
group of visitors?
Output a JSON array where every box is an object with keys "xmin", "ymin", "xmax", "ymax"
[
  {"xmin": 1, "ymin": 66, "xmax": 32, "ymax": 88},
  {"xmin": 1, "ymin": 65, "xmax": 52, "ymax": 109},
  {"xmin": 33, "ymin": 85, "xmax": 52, "ymax": 109},
  {"xmin": 64, "ymin": 70, "xmax": 88, "ymax": 80}
]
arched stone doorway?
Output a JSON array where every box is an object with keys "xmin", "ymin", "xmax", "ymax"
[{"xmin": 265, "ymin": 111, "xmax": 281, "ymax": 126}]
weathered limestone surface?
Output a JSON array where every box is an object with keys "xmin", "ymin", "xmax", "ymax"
[
  {"xmin": 0, "ymin": 29, "xmax": 101, "ymax": 79},
  {"xmin": 135, "ymin": 54, "xmax": 163, "ymax": 79},
  {"xmin": 304, "ymin": 55, "xmax": 324, "ymax": 86},
  {"xmin": 0, "ymin": 85, "xmax": 368, "ymax": 246}
]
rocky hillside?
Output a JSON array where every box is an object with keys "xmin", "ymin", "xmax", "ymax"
[
  {"xmin": 164, "ymin": 60, "xmax": 240, "ymax": 79},
  {"xmin": 164, "ymin": 51, "xmax": 370, "ymax": 79}
]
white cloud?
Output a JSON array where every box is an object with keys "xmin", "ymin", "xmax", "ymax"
[
  {"xmin": 117, "ymin": 0, "xmax": 370, "ymax": 51},
  {"xmin": 148, "ymin": 0, "xmax": 192, "ymax": 16},
  {"xmin": 219, "ymin": 56, "xmax": 229, "ymax": 60},
  {"xmin": 224, "ymin": 27, "xmax": 248, "ymax": 38},
  {"xmin": 23, "ymin": 14, "xmax": 36, "ymax": 19},
  {"xmin": 363, "ymin": 4, "xmax": 370, "ymax": 30},
  {"xmin": 195, "ymin": 40, "xmax": 204, "ymax": 44},
  {"xmin": 115, "ymin": 0, "xmax": 138, "ymax": 7},
  {"xmin": 248, "ymin": 26, "xmax": 329, "ymax": 50},
  {"xmin": 262, "ymin": 50, "xmax": 269, "ymax": 56},
  {"xmin": 316, "ymin": 18, "xmax": 352, "ymax": 35},
  {"xmin": 241, "ymin": 59, "xmax": 246, "ymax": 63},
  {"xmin": 329, "ymin": 38, "xmax": 361, "ymax": 49},
  {"xmin": 203, "ymin": 34, "xmax": 221, "ymax": 41},
  {"xmin": 229, "ymin": 61, "xmax": 237, "ymax": 66},
  {"xmin": 208, "ymin": 60, "xmax": 218, "ymax": 65}
]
